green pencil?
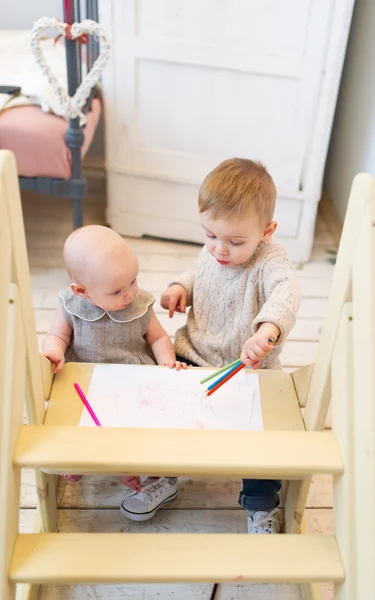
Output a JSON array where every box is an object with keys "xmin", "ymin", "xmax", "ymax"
[{"xmin": 199, "ymin": 359, "xmax": 241, "ymax": 385}]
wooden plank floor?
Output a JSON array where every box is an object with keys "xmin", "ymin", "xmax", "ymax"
[{"xmin": 20, "ymin": 178, "xmax": 337, "ymax": 600}]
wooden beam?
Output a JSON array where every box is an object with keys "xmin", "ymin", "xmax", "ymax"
[
  {"xmin": 14, "ymin": 427, "xmax": 343, "ymax": 478},
  {"xmin": 10, "ymin": 533, "xmax": 345, "ymax": 585}
]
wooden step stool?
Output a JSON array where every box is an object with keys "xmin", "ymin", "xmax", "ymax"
[{"xmin": 0, "ymin": 149, "xmax": 374, "ymax": 599}]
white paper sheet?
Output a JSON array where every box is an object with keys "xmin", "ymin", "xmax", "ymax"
[{"xmin": 79, "ymin": 365, "xmax": 263, "ymax": 431}]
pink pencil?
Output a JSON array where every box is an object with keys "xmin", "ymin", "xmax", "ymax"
[{"xmin": 74, "ymin": 382, "xmax": 101, "ymax": 426}]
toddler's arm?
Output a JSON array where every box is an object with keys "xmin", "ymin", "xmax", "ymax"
[
  {"xmin": 42, "ymin": 304, "xmax": 72, "ymax": 373},
  {"xmin": 160, "ymin": 272, "xmax": 195, "ymax": 317},
  {"xmin": 146, "ymin": 310, "xmax": 186, "ymax": 370},
  {"xmin": 253, "ymin": 254, "xmax": 300, "ymax": 341},
  {"xmin": 241, "ymin": 322, "xmax": 280, "ymax": 369},
  {"xmin": 241, "ymin": 254, "xmax": 300, "ymax": 368}
]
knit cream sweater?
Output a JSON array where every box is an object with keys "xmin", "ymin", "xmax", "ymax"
[{"xmin": 171, "ymin": 240, "xmax": 300, "ymax": 369}]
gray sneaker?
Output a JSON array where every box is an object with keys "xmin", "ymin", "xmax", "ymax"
[
  {"xmin": 120, "ymin": 477, "xmax": 178, "ymax": 521},
  {"xmin": 247, "ymin": 507, "xmax": 281, "ymax": 534}
]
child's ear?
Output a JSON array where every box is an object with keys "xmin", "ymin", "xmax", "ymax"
[
  {"xmin": 70, "ymin": 282, "xmax": 88, "ymax": 299},
  {"xmin": 261, "ymin": 221, "xmax": 277, "ymax": 241}
]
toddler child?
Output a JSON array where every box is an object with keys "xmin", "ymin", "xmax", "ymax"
[
  {"xmin": 43, "ymin": 225, "xmax": 183, "ymax": 519},
  {"xmin": 161, "ymin": 158, "xmax": 300, "ymax": 534}
]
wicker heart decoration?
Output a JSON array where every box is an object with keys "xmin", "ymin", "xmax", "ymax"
[{"xmin": 30, "ymin": 17, "xmax": 111, "ymax": 120}]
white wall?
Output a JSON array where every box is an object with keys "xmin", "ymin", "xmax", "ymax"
[
  {"xmin": 324, "ymin": 0, "xmax": 375, "ymax": 222},
  {"xmin": 0, "ymin": 1, "xmax": 62, "ymax": 29}
]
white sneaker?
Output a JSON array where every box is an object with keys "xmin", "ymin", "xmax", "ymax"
[
  {"xmin": 247, "ymin": 507, "xmax": 281, "ymax": 534},
  {"xmin": 120, "ymin": 477, "xmax": 178, "ymax": 521}
]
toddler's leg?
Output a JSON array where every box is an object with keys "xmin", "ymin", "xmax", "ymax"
[{"xmin": 239, "ymin": 479, "xmax": 281, "ymax": 534}]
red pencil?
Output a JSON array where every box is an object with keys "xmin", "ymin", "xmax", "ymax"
[{"xmin": 205, "ymin": 362, "xmax": 245, "ymax": 397}]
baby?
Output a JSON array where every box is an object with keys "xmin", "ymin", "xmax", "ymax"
[
  {"xmin": 43, "ymin": 225, "xmax": 182, "ymax": 517},
  {"xmin": 161, "ymin": 158, "xmax": 300, "ymax": 534}
]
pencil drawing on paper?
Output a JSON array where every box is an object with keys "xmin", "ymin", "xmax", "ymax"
[
  {"xmin": 138, "ymin": 383, "xmax": 208, "ymax": 419},
  {"xmin": 79, "ymin": 364, "xmax": 263, "ymax": 432}
]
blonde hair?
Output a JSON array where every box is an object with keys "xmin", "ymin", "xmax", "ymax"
[{"xmin": 198, "ymin": 158, "xmax": 276, "ymax": 225}]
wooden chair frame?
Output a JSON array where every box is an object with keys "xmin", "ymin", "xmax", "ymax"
[{"xmin": 0, "ymin": 149, "xmax": 374, "ymax": 599}]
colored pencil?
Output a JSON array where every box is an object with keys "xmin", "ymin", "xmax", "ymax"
[
  {"xmin": 200, "ymin": 359, "xmax": 241, "ymax": 384},
  {"xmin": 205, "ymin": 362, "xmax": 245, "ymax": 397},
  {"xmin": 74, "ymin": 382, "xmax": 101, "ymax": 426},
  {"xmin": 207, "ymin": 361, "xmax": 244, "ymax": 391}
]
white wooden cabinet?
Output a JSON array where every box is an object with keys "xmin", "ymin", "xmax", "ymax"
[{"xmin": 100, "ymin": 0, "xmax": 354, "ymax": 262}]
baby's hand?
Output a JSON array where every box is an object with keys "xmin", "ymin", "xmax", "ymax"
[
  {"xmin": 42, "ymin": 348, "xmax": 65, "ymax": 374},
  {"xmin": 160, "ymin": 284, "xmax": 187, "ymax": 318},
  {"xmin": 240, "ymin": 324, "xmax": 280, "ymax": 369},
  {"xmin": 120, "ymin": 476, "xmax": 142, "ymax": 492},
  {"xmin": 164, "ymin": 359, "xmax": 188, "ymax": 371}
]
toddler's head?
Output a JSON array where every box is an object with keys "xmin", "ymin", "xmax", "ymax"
[
  {"xmin": 63, "ymin": 225, "xmax": 139, "ymax": 311},
  {"xmin": 199, "ymin": 158, "xmax": 277, "ymax": 267}
]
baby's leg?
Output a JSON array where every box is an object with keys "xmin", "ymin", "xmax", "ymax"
[
  {"xmin": 120, "ymin": 475, "xmax": 142, "ymax": 492},
  {"xmin": 120, "ymin": 477, "xmax": 178, "ymax": 521},
  {"xmin": 63, "ymin": 474, "xmax": 83, "ymax": 482},
  {"xmin": 63, "ymin": 475, "xmax": 142, "ymax": 486}
]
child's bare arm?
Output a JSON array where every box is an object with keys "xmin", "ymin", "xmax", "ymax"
[
  {"xmin": 42, "ymin": 304, "xmax": 72, "ymax": 373},
  {"xmin": 145, "ymin": 310, "xmax": 186, "ymax": 370}
]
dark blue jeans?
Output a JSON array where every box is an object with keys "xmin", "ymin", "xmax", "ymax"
[
  {"xmin": 176, "ymin": 358, "xmax": 282, "ymax": 512},
  {"xmin": 238, "ymin": 479, "xmax": 282, "ymax": 512}
]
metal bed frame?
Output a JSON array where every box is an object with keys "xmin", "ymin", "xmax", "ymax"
[{"xmin": 19, "ymin": 0, "xmax": 100, "ymax": 229}]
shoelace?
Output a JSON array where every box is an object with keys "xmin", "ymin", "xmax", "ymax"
[
  {"xmin": 128, "ymin": 477, "xmax": 168, "ymax": 500},
  {"xmin": 142, "ymin": 478, "xmax": 169, "ymax": 507},
  {"xmin": 249, "ymin": 508, "xmax": 279, "ymax": 533}
]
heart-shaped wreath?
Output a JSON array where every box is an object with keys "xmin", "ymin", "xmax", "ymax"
[{"xmin": 30, "ymin": 17, "xmax": 111, "ymax": 120}]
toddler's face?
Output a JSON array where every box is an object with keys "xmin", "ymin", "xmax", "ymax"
[
  {"xmin": 200, "ymin": 211, "xmax": 276, "ymax": 267},
  {"xmin": 83, "ymin": 257, "xmax": 139, "ymax": 312}
]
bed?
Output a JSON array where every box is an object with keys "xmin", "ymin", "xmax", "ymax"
[{"xmin": 0, "ymin": 0, "xmax": 108, "ymax": 228}]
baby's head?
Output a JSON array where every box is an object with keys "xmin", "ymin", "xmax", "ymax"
[
  {"xmin": 199, "ymin": 158, "xmax": 277, "ymax": 267},
  {"xmin": 63, "ymin": 225, "xmax": 139, "ymax": 312}
]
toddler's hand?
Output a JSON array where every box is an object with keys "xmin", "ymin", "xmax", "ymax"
[
  {"xmin": 42, "ymin": 348, "xmax": 65, "ymax": 374},
  {"xmin": 240, "ymin": 324, "xmax": 279, "ymax": 369},
  {"xmin": 120, "ymin": 476, "xmax": 142, "ymax": 492},
  {"xmin": 164, "ymin": 359, "xmax": 188, "ymax": 371},
  {"xmin": 160, "ymin": 284, "xmax": 187, "ymax": 318}
]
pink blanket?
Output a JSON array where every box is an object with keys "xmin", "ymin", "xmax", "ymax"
[{"xmin": 0, "ymin": 98, "xmax": 101, "ymax": 179}]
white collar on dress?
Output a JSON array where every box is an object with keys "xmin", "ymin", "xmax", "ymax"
[{"xmin": 59, "ymin": 288, "xmax": 154, "ymax": 323}]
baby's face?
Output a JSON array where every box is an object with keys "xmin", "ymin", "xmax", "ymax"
[
  {"xmin": 200, "ymin": 211, "xmax": 275, "ymax": 267},
  {"xmin": 85, "ymin": 256, "xmax": 139, "ymax": 312}
]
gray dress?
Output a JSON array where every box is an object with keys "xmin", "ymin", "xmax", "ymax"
[{"xmin": 59, "ymin": 287, "xmax": 156, "ymax": 365}]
